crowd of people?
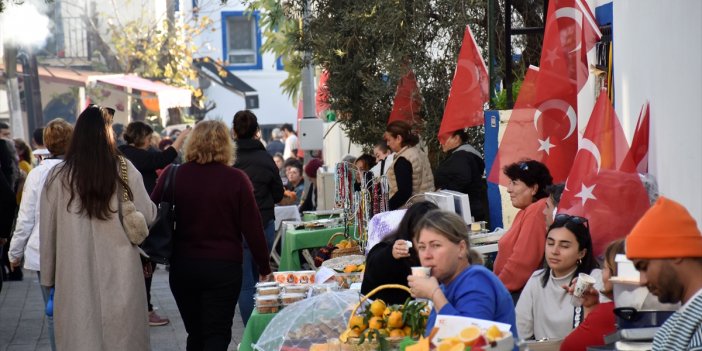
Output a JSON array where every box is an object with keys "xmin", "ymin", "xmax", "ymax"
[{"xmin": 1, "ymin": 108, "xmax": 701, "ymax": 351}]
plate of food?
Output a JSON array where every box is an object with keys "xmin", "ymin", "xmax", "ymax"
[{"xmin": 321, "ymin": 255, "xmax": 365, "ymax": 272}]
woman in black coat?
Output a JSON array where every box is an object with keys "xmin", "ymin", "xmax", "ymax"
[
  {"xmin": 232, "ymin": 110, "xmax": 284, "ymax": 325},
  {"xmin": 434, "ymin": 129, "xmax": 489, "ymax": 223},
  {"xmin": 119, "ymin": 120, "xmax": 190, "ymax": 326},
  {"xmin": 360, "ymin": 201, "xmax": 438, "ymax": 305}
]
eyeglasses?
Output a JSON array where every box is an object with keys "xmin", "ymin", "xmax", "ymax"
[
  {"xmin": 519, "ymin": 162, "xmax": 529, "ymax": 171},
  {"xmin": 554, "ymin": 214, "xmax": 589, "ymax": 228}
]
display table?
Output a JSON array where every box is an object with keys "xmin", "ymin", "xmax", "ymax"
[
  {"xmin": 240, "ymin": 310, "xmax": 277, "ymax": 351},
  {"xmin": 278, "ymin": 226, "xmax": 346, "ymax": 271}
]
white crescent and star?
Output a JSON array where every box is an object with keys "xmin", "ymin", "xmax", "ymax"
[
  {"xmin": 538, "ymin": 137, "xmax": 556, "ymax": 155},
  {"xmin": 578, "ymin": 137, "xmax": 602, "ymax": 173},
  {"xmin": 533, "ymin": 99, "xmax": 577, "ymax": 143},
  {"xmin": 554, "ymin": 7, "xmax": 584, "ymax": 53},
  {"xmin": 575, "ymin": 183, "xmax": 597, "ymax": 206}
]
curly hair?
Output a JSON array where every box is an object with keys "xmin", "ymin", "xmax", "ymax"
[
  {"xmin": 503, "ymin": 159, "xmax": 553, "ymax": 201},
  {"xmin": 184, "ymin": 121, "xmax": 235, "ymax": 165},
  {"xmin": 43, "ymin": 118, "xmax": 73, "ymax": 156}
]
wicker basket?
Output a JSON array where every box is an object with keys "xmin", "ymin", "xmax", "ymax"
[
  {"xmin": 341, "ymin": 284, "xmax": 413, "ymax": 350},
  {"xmin": 329, "ymin": 233, "xmax": 363, "ymax": 258}
]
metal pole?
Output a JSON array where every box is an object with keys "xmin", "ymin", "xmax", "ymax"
[
  {"xmin": 488, "ymin": 0, "xmax": 496, "ymax": 106},
  {"xmin": 504, "ymin": 0, "xmax": 513, "ymax": 108}
]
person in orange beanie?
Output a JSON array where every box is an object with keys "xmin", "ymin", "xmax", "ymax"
[{"xmin": 626, "ymin": 196, "xmax": 702, "ymax": 350}]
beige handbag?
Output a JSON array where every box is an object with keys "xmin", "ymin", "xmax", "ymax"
[{"xmin": 117, "ymin": 156, "xmax": 149, "ymax": 245}]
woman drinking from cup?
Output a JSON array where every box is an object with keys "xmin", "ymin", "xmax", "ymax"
[
  {"xmin": 515, "ymin": 214, "xmax": 601, "ymax": 341},
  {"xmin": 407, "ymin": 210, "xmax": 517, "ymax": 337},
  {"xmin": 560, "ymin": 239, "xmax": 624, "ymax": 351}
]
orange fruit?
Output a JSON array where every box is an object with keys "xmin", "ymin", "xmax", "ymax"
[
  {"xmin": 459, "ymin": 325, "xmax": 481, "ymax": 345},
  {"xmin": 403, "ymin": 325, "xmax": 412, "ymax": 337},
  {"xmin": 437, "ymin": 338, "xmax": 462, "ymax": 351},
  {"xmin": 485, "ymin": 325, "xmax": 503, "ymax": 342},
  {"xmin": 389, "ymin": 328, "xmax": 405, "ymax": 338},
  {"xmin": 369, "ymin": 300, "xmax": 386, "ymax": 317},
  {"xmin": 349, "ymin": 315, "xmax": 367, "ymax": 332},
  {"xmin": 387, "ymin": 311, "xmax": 404, "ymax": 328},
  {"xmin": 368, "ymin": 316, "xmax": 385, "ymax": 330},
  {"xmin": 343, "ymin": 264, "xmax": 357, "ymax": 273}
]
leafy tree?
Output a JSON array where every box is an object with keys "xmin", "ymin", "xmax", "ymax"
[{"xmin": 246, "ymin": 0, "xmax": 545, "ymax": 163}]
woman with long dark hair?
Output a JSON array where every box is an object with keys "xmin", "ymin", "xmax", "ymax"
[
  {"xmin": 361, "ymin": 201, "xmax": 439, "ymax": 305},
  {"xmin": 515, "ymin": 214, "xmax": 602, "ymax": 341},
  {"xmin": 40, "ymin": 106, "xmax": 157, "ymax": 350}
]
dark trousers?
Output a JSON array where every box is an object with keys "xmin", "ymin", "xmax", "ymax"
[
  {"xmin": 169, "ymin": 258, "xmax": 242, "ymax": 351},
  {"xmin": 144, "ymin": 261, "xmax": 157, "ymax": 311}
]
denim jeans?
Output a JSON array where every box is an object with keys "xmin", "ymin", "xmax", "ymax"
[
  {"xmin": 37, "ymin": 272, "xmax": 56, "ymax": 351},
  {"xmin": 238, "ymin": 219, "xmax": 275, "ymax": 326}
]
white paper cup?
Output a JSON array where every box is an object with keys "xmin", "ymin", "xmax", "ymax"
[
  {"xmin": 411, "ymin": 266, "xmax": 431, "ymax": 277},
  {"xmin": 573, "ymin": 273, "xmax": 596, "ymax": 298}
]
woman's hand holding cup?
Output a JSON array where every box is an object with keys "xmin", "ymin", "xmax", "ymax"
[{"xmin": 392, "ymin": 239, "xmax": 412, "ymax": 259}]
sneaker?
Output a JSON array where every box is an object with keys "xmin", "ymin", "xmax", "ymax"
[{"xmin": 149, "ymin": 311, "xmax": 170, "ymax": 326}]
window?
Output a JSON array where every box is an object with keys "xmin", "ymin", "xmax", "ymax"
[{"xmin": 222, "ymin": 11, "xmax": 262, "ymax": 70}]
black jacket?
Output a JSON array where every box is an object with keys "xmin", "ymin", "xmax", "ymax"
[
  {"xmin": 234, "ymin": 139, "xmax": 285, "ymax": 224},
  {"xmin": 118, "ymin": 145, "xmax": 178, "ymax": 194},
  {"xmin": 434, "ymin": 144, "xmax": 489, "ymax": 222},
  {"xmin": 360, "ymin": 241, "xmax": 419, "ymax": 305}
]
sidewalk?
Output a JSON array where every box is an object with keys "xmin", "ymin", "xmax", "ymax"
[{"xmin": 0, "ymin": 267, "xmax": 246, "ymax": 351}]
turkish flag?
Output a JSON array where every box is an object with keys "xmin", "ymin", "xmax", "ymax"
[
  {"xmin": 557, "ymin": 92, "xmax": 650, "ymax": 256},
  {"xmin": 488, "ymin": 0, "xmax": 592, "ymax": 185},
  {"xmin": 552, "ymin": 0, "xmax": 601, "ymax": 91},
  {"xmin": 316, "ymin": 70, "xmax": 331, "ymax": 117},
  {"xmin": 438, "ymin": 25, "xmax": 489, "ymax": 143},
  {"xmin": 387, "ymin": 69, "xmax": 422, "ymax": 125},
  {"xmin": 625, "ymin": 102, "xmax": 650, "ymax": 173}
]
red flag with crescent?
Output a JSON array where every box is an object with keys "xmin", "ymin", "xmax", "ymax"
[
  {"xmin": 488, "ymin": 0, "xmax": 600, "ymax": 184},
  {"xmin": 625, "ymin": 101, "xmax": 650, "ymax": 173},
  {"xmin": 438, "ymin": 25, "xmax": 489, "ymax": 143},
  {"xmin": 388, "ymin": 69, "xmax": 422, "ymax": 125},
  {"xmin": 557, "ymin": 92, "xmax": 650, "ymax": 256},
  {"xmin": 554, "ymin": 0, "xmax": 601, "ymax": 91}
]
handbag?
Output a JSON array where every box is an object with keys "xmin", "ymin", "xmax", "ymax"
[
  {"xmin": 117, "ymin": 156, "xmax": 150, "ymax": 246},
  {"xmin": 141, "ymin": 164, "xmax": 179, "ymax": 264}
]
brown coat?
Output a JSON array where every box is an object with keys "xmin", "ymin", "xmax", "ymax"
[{"xmin": 40, "ymin": 160, "xmax": 157, "ymax": 351}]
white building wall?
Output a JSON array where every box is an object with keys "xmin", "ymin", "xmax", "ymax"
[
  {"xmin": 185, "ymin": 0, "xmax": 297, "ymax": 126},
  {"xmin": 613, "ymin": 0, "xmax": 702, "ymax": 226}
]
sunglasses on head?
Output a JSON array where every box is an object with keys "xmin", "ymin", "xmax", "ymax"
[
  {"xmin": 554, "ymin": 214, "xmax": 589, "ymax": 227},
  {"xmin": 519, "ymin": 162, "xmax": 529, "ymax": 171},
  {"xmin": 88, "ymin": 104, "xmax": 116, "ymax": 116}
]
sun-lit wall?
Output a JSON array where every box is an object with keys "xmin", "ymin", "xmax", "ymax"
[{"xmin": 613, "ymin": 0, "xmax": 702, "ymax": 226}]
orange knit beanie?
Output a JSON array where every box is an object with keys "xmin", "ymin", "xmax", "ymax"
[{"xmin": 626, "ymin": 196, "xmax": 702, "ymax": 259}]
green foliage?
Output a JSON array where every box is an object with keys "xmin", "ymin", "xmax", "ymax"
[
  {"xmin": 491, "ymin": 77, "xmax": 523, "ymax": 110},
  {"xmin": 292, "ymin": 0, "xmax": 489, "ymax": 159}
]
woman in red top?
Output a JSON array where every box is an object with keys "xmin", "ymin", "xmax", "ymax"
[
  {"xmin": 493, "ymin": 160, "xmax": 553, "ymax": 303},
  {"xmin": 560, "ymin": 239, "xmax": 623, "ymax": 351}
]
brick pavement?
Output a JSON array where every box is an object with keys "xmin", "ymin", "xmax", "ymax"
[{"xmin": 0, "ymin": 267, "xmax": 246, "ymax": 351}]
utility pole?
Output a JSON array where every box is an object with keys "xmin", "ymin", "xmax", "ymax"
[{"xmin": 3, "ymin": 44, "xmax": 26, "ymax": 140}]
